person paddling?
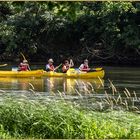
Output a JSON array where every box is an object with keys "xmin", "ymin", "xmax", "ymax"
[
  {"xmin": 18, "ymin": 60, "xmax": 30, "ymax": 71},
  {"xmin": 79, "ymin": 59, "xmax": 90, "ymax": 72},
  {"xmin": 62, "ymin": 59, "xmax": 74, "ymax": 73},
  {"xmin": 46, "ymin": 59, "xmax": 55, "ymax": 71}
]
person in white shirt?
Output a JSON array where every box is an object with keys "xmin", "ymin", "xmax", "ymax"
[{"xmin": 46, "ymin": 59, "xmax": 55, "ymax": 71}]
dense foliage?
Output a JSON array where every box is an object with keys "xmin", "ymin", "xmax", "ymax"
[
  {"xmin": 0, "ymin": 2, "xmax": 140, "ymax": 64},
  {"xmin": 0, "ymin": 97, "xmax": 140, "ymax": 139}
]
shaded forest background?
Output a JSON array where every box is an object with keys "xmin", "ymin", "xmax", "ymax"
[{"xmin": 0, "ymin": 1, "xmax": 140, "ymax": 65}]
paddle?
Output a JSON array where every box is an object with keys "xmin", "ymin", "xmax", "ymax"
[
  {"xmin": 20, "ymin": 52, "xmax": 26, "ymax": 60},
  {"xmin": 92, "ymin": 68, "xmax": 103, "ymax": 71},
  {"xmin": 54, "ymin": 63, "xmax": 62, "ymax": 72},
  {"xmin": 20, "ymin": 52, "xmax": 31, "ymax": 71},
  {"xmin": 74, "ymin": 67, "xmax": 103, "ymax": 72},
  {"xmin": 0, "ymin": 64, "xmax": 8, "ymax": 67},
  {"xmin": 85, "ymin": 68, "xmax": 103, "ymax": 72}
]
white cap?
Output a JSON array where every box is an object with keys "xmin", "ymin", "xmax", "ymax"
[
  {"xmin": 84, "ymin": 59, "xmax": 88, "ymax": 62},
  {"xmin": 48, "ymin": 58, "xmax": 54, "ymax": 63}
]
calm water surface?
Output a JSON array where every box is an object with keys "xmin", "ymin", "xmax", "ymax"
[{"xmin": 0, "ymin": 65, "xmax": 139, "ymax": 97}]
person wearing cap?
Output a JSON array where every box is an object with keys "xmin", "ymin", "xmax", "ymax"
[
  {"xmin": 79, "ymin": 59, "xmax": 90, "ymax": 72},
  {"xmin": 46, "ymin": 58, "xmax": 55, "ymax": 71},
  {"xmin": 18, "ymin": 60, "xmax": 30, "ymax": 71},
  {"xmin": 62, "ymin": 59, "xmax": 74, "ymax": 73}
]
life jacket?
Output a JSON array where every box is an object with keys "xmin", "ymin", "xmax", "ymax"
[
  {"xmin": 19, "ymin": 63, "xmax": 28, "ymax": 71},
  {"xmin": 46, "ymin": 64, "xmax": 54, "ymax": 71},
  {"xmin": 82, "ymin": 64, "xmax": 89, "ymax": 72},
  {"xmin": 62, "ymin": 65, "xmax": 69, "ymax": 73},
  {"xmin": 49, "ymin": 64, "xmax": 54, "ymax": 71}
]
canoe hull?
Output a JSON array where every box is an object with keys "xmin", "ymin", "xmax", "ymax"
[
  {"xmin": 0, "ymin": 69, "xmax": 105, "ymax": 79},
  {"xmin": 0, "ymin": 70, "xmax": 43, "ymax": 78},
  {"xmin": 43, "ymin": 70, "xmax": 105, "ymax": 79}
]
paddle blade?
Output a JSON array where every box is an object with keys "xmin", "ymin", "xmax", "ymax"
[
  {"xmin": 0, "ymin": 64, "xmax": 8, "ymax": 67},
  {"xmin": 95, "ymin": 68, "xmax": 103, "ymax": 71}
]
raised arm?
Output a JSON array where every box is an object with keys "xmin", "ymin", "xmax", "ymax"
[
  {"xmin": 79, "ymin": 64, "xmax": 83, "ymax": 71},
  {"xmin": 27, "ymin": 64, "xmax": 31, "ymax": 71},
  {"xmin": 70, "ymin": 59, "xmax": 74, "ymax": 67}
]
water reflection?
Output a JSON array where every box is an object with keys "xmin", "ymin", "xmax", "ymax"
[
  {"xmin": 44, "ymin": 78, "xmax": 104, "ymax": 94},
  {"xmin": 0, "ymin": 77, "xmax": 104, "ymax": 94},
  {"xmin": 0, "ymin": 77, "xmax": 44, "ymax": 91}
]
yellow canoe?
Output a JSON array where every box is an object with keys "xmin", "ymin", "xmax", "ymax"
[
  {"xmin": 0, "ymin": 68, "xmax": 105, "ymax": 78},
  {"xmin": 43, "ymin": 69, "xmax": 105, "ymax": 79},
  {"xmin": 0, "ymin": 70, "xmax": 44, "ymax": 78}
]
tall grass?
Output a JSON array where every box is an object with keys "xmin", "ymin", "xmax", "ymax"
[
  {"xmin": 0, "ymin": 97, "xmax": 140, "ymax": 139},
  {"xmin": 69, "ymin": 78, "xmax": 140, "ymax": 112}
]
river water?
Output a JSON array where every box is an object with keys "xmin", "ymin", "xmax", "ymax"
[{"xmin": 0, "ymin": 65, "xmax": 139, "ymax": 97}]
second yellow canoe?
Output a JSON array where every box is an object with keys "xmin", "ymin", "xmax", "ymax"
[{"xmin": 43, "ymin": 69, "xmax": 105, "ymax": 79}]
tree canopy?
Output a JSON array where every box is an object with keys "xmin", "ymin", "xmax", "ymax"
[{"xmin": 0, "ymin": 2, "xmax": 140, "ymax": 64}]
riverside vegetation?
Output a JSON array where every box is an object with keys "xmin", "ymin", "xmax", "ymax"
[
  {"xmin": 0, "ymin": 2, "xmax": 140, "ymax": 64},
  {"xmin": 0, "ymin": 79, "xmax": 140, "ymax": 139}
]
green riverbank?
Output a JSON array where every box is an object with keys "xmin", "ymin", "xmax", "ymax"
[{"xmin": 0, "ymin": 97, "xmax": 140, "ymax": 139}]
